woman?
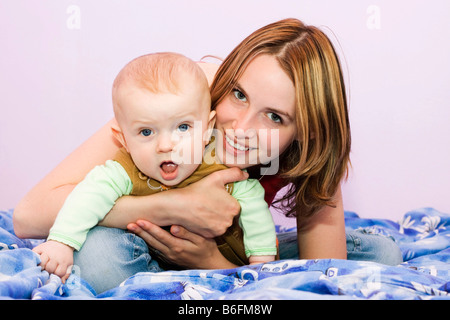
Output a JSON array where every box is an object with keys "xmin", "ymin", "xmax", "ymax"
[{"xmin": 13, "ymin": 18, "xmax": 402, "ymax": 293}]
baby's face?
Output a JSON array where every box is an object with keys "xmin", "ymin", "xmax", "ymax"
[{"xmin": 115, "ymin": 82, "xmax": 213, "ymax": 186}]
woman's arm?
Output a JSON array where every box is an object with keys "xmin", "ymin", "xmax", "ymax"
[
  {"xmin": 13, "ymin": 118, "xmax": 122, "ymax": 239},
  {"xmin": 296, "ymin": 187, "xmax": 347, "ymax": 259},
  {"xmin": 13, "ymin": 116, "xmax": 245, "ymax": 239}
]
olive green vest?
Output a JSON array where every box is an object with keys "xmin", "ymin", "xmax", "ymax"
[{"xmin": 114, "ymin": 147, "xmax": 249, "ymax": 268}]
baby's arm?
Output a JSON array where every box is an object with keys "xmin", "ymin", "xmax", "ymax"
[
  {"xmin": 47, "ymin": 160, "xmax": 132, "ymax": 251},
  {"xmin": 32, "ymin": 240, "xmax": 74, "ymax": 282},
  {"xmin": 249, "ymin": 255, "xmax": 275, "ymax": 265},
  {"xmin": 232, "ymin": 178, "xmax": 278, "ymax": 265},
  {"xmin": 33, "ymin": 160, "xmax": 132, "ymax": 281}
]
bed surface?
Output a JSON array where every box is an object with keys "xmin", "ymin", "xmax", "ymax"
[{"xmin": 1, "ymin": 207, "xmax": 450, "ymax": 300}]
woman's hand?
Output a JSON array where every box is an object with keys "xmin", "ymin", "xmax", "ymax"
[
  {"xmin": 127, "ymin": 220, "xmax": 238, "ymax": 270},
  {"xmin": 175, "ymin": 167, "xmax": 248, "ymax": 238},
  {"xmin": 156, "ymin": 167, "xmax": 248, "ymax": 238}
]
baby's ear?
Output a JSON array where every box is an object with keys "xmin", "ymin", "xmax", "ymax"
[
  {"xmin": 111, "ymin": 123, "xmax": 129, "ymax": 151},
  {"xmin": 204, "ymin": 111, "xmax": 216, "ymax": 142},
  {"xmin": 207, "ymin": 110, "xmax": 216, "ymax": 131}
]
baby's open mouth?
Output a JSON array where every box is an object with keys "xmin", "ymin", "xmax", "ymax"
[
  {"xmin": 160, "ymin": 161, "xmax": 178, "ymax": 174},
  {"xmin": 159, "ymin": 161, "xmax": 179, "ymax": 182}
]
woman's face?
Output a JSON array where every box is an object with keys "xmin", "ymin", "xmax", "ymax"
[{"xmin": 214, "ymin": 54, "xmax": 297, "ymax": 173}]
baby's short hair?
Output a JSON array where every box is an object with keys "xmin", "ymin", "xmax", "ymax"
[{"xmin": 112, "ymin": 52, "xmax": 209, "ymax": 109}]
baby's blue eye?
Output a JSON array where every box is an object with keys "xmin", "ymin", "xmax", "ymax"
[
  {"xmin": 140, "ymin": 129, "xmax": 153, "ymax": 136},
  {"xmin": 178, "ymin": 124, "xmax": 190, "ymax": 132}
]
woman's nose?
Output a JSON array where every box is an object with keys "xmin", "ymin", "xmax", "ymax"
[{"xmin": 231, "ymin": 111, "xmax": 257, "ymax": 139}]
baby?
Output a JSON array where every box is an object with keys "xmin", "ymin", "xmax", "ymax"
[{"xmin": 33, "ymin": 52, "xmax": 277, "ymax": 281}]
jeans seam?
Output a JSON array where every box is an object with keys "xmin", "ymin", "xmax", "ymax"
[
  {"xmin": 130, "ymin": 233, "xmax": 150, "ymax": 263},
  {"xmin": 348, "ymin": 233, "xmax": 362, "ymax": 253}
]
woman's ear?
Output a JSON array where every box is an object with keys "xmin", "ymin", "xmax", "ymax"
[{"xmin": 111, "ymin": 122, "xmax": 129, "ymax": 152}]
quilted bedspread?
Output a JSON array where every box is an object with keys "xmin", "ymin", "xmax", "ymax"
[{"xmin": 1, "ymin": 207, "xmax": 450, "ymax": 300}]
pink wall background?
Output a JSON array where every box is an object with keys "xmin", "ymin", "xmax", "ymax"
[{"xmin": 1, "ymin": 1, "xmax": 449, "ymax": 221}]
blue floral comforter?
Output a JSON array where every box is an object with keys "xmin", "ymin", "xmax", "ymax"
[{"xmin": 1, "ymin": 207, "xmax": 450, "ymax": 300}]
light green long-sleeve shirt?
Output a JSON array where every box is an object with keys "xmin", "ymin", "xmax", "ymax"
[{"xmin": 48, "ymin": 160, "xmax": 277, "ymax": 258}]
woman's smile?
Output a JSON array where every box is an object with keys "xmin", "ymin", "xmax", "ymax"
[{"xmin": 225, "ymin": 134, "xmax": 250, "ymax": 152}]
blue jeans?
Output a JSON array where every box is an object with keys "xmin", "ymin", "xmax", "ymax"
[
  {"xmin": 73, "ymin": 226, "xmax": 403, "ymax": 294},
  {"xmin": 278, "ymin": 227, "xmax": 403, "ymax": 264},
  {"xmin": 73, "ymin": 226, "xmax": 163, "ymax": 293}
]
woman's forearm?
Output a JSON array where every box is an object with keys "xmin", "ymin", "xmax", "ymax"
[
  {"xmin": 99, "ymin": 193, "xmax": 181, "ymax": 229},
  {"xmin": 13, "ymin": 184, "xmax": 76, "ymax": 239},
  {"xmin": 14, "ymin": 181, "xmax": 181, "ymax": 239},
  {"xmin": 296, "ymin": 187, "xmax": 347, "ymax": 260},
  {"xmin": 13, "ymin": 119, "xmax": 123, "ymax": 239}
]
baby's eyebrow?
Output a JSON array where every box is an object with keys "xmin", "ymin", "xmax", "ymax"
[{"xmin": 132, "ymin": 120, "xmax": 155, "ymax": 127}]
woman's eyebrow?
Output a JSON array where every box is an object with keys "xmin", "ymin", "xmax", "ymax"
[
  {"xmin": 234, "ymin": 83, "xmax": 250, "ymax": 101},
  {"xmin": 267, "ymin": 107, "xmax": 294, "ymax": 121}
]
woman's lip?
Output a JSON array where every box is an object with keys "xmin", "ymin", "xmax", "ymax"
[
  {"xmin": 225, "ymin": 135, "xmax": 250, "ymax": 151},
  {"xmin": 221, "ymin": 133, "xmax": 260, "ymax": 162}
]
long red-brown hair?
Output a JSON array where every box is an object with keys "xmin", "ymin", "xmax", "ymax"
[{"xmin": 210, "ymin": 18, "xmax": 351, "ymax": 218}]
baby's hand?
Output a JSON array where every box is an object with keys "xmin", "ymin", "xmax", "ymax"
[
  {"xmin": 32, "ymin": 240, "xmax": 74, "ymax": 283},
  {"xmin": 248, "ymin": 255, "xmax": 276, "ymax": 265}
]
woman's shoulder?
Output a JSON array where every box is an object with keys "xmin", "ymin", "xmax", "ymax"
[{"xmin": 196, "ymin": 61, "xmax": 220, "ymax": 86}]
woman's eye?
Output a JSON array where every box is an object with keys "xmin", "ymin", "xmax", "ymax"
[
  {"xmin": 267, "ymin": 112, "xmax": 282, "ymax": 123},
  {"xmin": 140, "ymin": 129, "xmax": 153, "ymax": 136},
  {"xmin": 177, "ymin": 124, "xmax": 190, "ymax": 132},
  {"xmin": 233, "ymin": 89, "xmax": 247, "ymax": 102}
]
